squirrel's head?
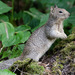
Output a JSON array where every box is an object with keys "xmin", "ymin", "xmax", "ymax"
[{"xmin": 50, "ymin": 5, "xmax": 70, "ymax": 20}]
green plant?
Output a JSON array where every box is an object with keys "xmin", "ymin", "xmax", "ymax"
[{"xmin": 0, "ymin": 69, "xmax": 16, "ymax": 75}]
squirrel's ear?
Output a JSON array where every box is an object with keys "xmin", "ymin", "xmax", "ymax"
[
  {"xmin": 54, "ymin": 5, "xmax": 58, "ymax": 8},
  {"xmin": 50, "ymin": 6, "xmax": 54, "ymax": 15},
  {"xmin": 50, "ymin": 6, "xmax": 54, "ymax": 12}
]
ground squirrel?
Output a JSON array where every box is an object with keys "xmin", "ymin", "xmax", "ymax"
[{"xmin": 0, "ymin": 5, "xmax": 70, "ymax": 69}]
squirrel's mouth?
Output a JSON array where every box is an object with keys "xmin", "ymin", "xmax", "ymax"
[
  {"xmin": 65, "ymin": 13, "xmax": 70, "ymax": 19},
  {"xmin": 65, "ymin": 15, "xmax": 69, "ymax": 19}
]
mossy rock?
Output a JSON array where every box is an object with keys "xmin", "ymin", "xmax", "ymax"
[
  {"xmin": 9, "ymin": 58, "xmax": 45, "ymax": 75},
  {"xmin": 49, "ymin": 28, "xmax": 75, "ymax": 75}
]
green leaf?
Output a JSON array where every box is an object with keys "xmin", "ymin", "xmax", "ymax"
[
  {"xmin": 2, "ymin": 49, "xmax": 12, "ymax": 59},
  {"xmin": 29, "ymin": 8, "xmax": 43, "ymax": 19},
  {"xmin": 0, "ymin": 22, "xmax": 31, "ymax": 47},
  {"xmin": 14, "ymin": 31, "xmax": 25, "ymax": 44},
  {"xmin": 0, "ymin": 22, "xmax": 14, "ymax": 35},
  {"xmin": 29, "ymin": 18, "xmax": 40, "ymax": 29},
  {"xmin": 18, "ymin": 44, "xmax": 24, "ymax": 52},
  {"xmin": 2, "ymin": 31, "xmax": 31, "ymax": 47},
  {"xmin": 14, "ymin": 31, "xmax": 31, "ymax": 44},
  {"xmin": 68, "ymin": 14, "xmax": 75, "ymax": 25},
  {"xmin": 0, "ymin": 69, "xmax": 16, "ymax": 75},
  {"xmin": 2, "ymin": 34, "xmax": 15, "ymax": 47},
  {"xmin": 23, "ymin": 31, "xmax": 31, "ymax": 42},
  {"xmin": 0, "ymin": 1, "xmax": 12, "ymax": 14},
  {"xmin": 15, "ymin": 25, "xmax": 31, "ymax": 32},
  {"xmin": 1, "ymin": 45, "xmax": 23, "ymax": 59},
  {"xmin": 0, "ymin": 22, "xmax": 14, "ymax": 45},
  {"xmin": 23, "ymin": 12, "xmax": 32, "ymax": 25},
  {"xmin": 0, "ymin": 15, "xmax": 9, "ymax": 22},
  {"xmin": 9, "ymin": 45, "xmax": 22, "ymax": 59}
]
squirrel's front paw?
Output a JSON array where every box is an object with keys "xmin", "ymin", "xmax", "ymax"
[{"xmin": 62, "ymin": 33, "xmax": 67, "ymax": 39}]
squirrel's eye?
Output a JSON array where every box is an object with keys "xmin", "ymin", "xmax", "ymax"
[{"xmin": 59, "ymin": 11, "xmax": 63, "ymax": 13}]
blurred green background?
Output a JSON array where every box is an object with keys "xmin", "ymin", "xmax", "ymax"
[{"xmin": 0, "ymin": 0, "xmax": 75, "ymax": 61}]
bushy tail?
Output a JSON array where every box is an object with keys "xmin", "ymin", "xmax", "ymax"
[{"xmin": 0, "ymin": 57, "xmax": 20, "ymax": 69}]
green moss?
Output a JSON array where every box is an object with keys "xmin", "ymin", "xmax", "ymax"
[
  {"xmin": 66, "ymin": 34, "xmax": 75, "ymax": 42},
  {"xmin": 9, "ymin": 58, "xmax": 31, "ymax": 70},
  {"xmin": 10, "ymin": 58, "xmax": 45, "ymax": 75},
  {"xmin": 26, "ymin": 62, "xmax": 45, "ymax": 75},
  {"xmin": 52, "ymin": 59, "xmax": 64, "ymax": 74}
]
